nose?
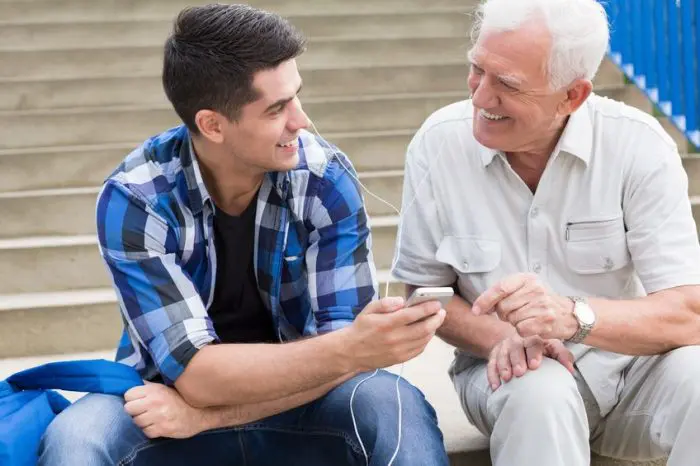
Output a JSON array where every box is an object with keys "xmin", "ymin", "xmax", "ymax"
[
  {"xmin": 471, "ymin": 75, "xmax": 499, "ymax": 109},
  {"xmin": 287, "ymin": 97, "xmax": 310, "ymax": 132}
]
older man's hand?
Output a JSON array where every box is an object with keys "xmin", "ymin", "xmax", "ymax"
[
  {"xmin": 487, "ymin": 334, "xmax": 575, "ymax": 390},
  {"xmin": 471, "ymin": 273, "xmax": 579, "ymax": 341},
  {"xmin": 124, "ymin": 381, "xmax": 208, "ymax": 439}
]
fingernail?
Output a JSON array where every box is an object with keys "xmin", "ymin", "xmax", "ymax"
[
  {"xmin": 491, "ymin": 384, "xmax": 498, "ymax": 390},
  {"xmin": 385, "ymin": 297, "xmax": 404, "ymax": 307},
  {"xmin": 514, "ymin": 365, "xmax": 522, "ymax": 373},
  {"xmin": 530, "ymin": 359, "xmax": 538, "ymax": 366},
  {"xmin": 472, "ymin": 305, "xmax": 481, "ymax": 315}
]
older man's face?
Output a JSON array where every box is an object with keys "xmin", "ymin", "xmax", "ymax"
[{"xmin": 467, "ymin": 22, "xmax": 569, "ymax": 154}]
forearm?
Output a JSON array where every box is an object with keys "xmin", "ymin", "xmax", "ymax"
[
  {"xmin": 585, "ymin": 286, "xmax": 700, "ymax": 354},
  {"xmin": 439, "ymin": 294, "xmax": 516, "ymax": 358},
  {"xmin": 200, "ymin": 371, "xmax": 359, "ymax": 430},
  {"xmin": 176, "ymin": 330, "xmax": 356, "ymax": 408}
]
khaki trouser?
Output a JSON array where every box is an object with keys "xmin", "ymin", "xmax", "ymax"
[{"xmin": 451, "ymin": 345, "xmax": 700, "ymax": 466}]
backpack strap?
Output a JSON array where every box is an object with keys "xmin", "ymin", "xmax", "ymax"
[{"xmin": 7, "ymin": 359, "xmax": 143, "ymax": 396}]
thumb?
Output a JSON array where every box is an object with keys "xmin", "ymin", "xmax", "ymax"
[
  {"xmin": 362, "ymin": 296, "xmax": 405, "ymax": 315},
  {"xmin": 545, "ymin": 340, "xmax": 575, "ymax": 374}
]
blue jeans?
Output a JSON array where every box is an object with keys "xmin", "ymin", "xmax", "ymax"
[{"xmin": 38, "ymin": 370, "xmax": 449, "ymax": 466}]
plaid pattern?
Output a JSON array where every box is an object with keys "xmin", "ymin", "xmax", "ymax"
[{"xmin": 97, "ymin": 125, "xmax": 378, "ymax": 384}]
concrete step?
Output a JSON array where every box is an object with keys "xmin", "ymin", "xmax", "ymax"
[
  {"xmin": 0, "ymin": 170, "xmax": 403, "ymax": 237},
  {"xmin": 0, "ymin": 62, "xmax": 625, "ymax": 113},
  {"xmin": 0, "ymin": 130, "xmax": 411, "ymax": 192},
  {"xmin": 0, "ymin": 63, "xmax": 470, "ymax": 111},
  {"xmin": 0, "ymin": 37, "xmax": 468, "ymax": 82},
  {"xmin": 0, "ymin": 59, "xmax": 624, "ymax": 112},
  {"xmin": 0, "ymin": 0, "xmax": 473, "ymax": 24},
  {"xmin": 0, "ymin": 217, "xmax": 402, "ymax": 295},
  {"xmin": 0, "ymin": 92, "xmax": 464, "ymax": 149},
  {"xmin": 0, "ymin": 13, "xmax": 471, "ymax": 51},
  {"xmin": 0, "ymin": 269, "xmax": 405, "ymax": 358}
]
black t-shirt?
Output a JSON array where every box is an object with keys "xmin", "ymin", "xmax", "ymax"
[{"xmin": 208, "ymin": 198, "xmax": 277, "ymax": 344}]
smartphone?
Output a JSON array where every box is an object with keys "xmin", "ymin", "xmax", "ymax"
[{"xmin": 405, "ymin": 287, "xmax": 454, "ymax": 308}]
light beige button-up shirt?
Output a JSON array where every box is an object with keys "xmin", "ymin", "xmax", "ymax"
[{"xmin": 392, "ymin": 94, "xmax": 700, "ymax": 416}]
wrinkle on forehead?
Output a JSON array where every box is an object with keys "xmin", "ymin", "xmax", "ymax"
[{"xmin": 470, "ymin": 20, "xmax": 552, "ymax": 89}]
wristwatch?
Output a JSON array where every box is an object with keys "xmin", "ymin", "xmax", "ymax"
[{"xmin": 567, "ymin": 296, "xmax": 596, "ymax": 344}]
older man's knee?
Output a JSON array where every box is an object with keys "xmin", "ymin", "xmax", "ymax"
[{"xmin": 489, "ymin": 358, "xmax": 585, "ymax": 421}]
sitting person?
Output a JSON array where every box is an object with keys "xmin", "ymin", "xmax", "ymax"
[
  {"xmin": 38, "ymin": 4, "xmax": 449, "ymax": 466},
  {"xmin": 392, "ymin": 0, "xmax": 700, "ymax": 464}
]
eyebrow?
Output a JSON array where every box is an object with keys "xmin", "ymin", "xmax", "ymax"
[
  {"xmin": 264, "ymin": 82, "xmax": 304, "ymax": 113},
  {"xmin": 467, "ymin": 51, "xmax": 525, "ymax": 88}
]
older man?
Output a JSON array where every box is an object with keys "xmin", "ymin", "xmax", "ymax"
[{"xmin": 392, "ymin": 0, "xmax": 700, "ymax": 465}]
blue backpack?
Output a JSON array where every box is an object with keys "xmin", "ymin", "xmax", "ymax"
[{"xmin": 0, "ymin": 359, "xmax": 143, "ymax": 466}]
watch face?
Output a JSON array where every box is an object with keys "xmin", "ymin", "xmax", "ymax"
[{"xmin": 576, "ymin": 303, "xmax": 596, "ymax": 325}]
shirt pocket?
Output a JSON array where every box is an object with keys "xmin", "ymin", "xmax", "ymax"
[
  {"xmin": 565, "ymin": 216, "xmax": 631, "ymax": 274},
  {"xmin": 435, "ymin": 235, "xmax": 501, "ymax": 273}
]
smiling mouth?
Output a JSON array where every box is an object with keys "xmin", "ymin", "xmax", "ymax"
[
  {"xmin": 276, "ymin": 140, "xmax": 298, "ymax": 148},
  {"xmin": 479, "ymin": 109, "xmax": 507, "ymax": 121}
]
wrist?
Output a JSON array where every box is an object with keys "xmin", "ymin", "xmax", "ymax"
[
  {"xmin": 328, "ymin": 326, "xmax": 362, "ymax": 373},
  {"xmin": 558, "ymin": 296, "xmax": 579, "ymax": 340}
]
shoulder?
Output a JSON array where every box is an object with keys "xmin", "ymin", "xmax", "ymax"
[
  {"xmin": 588, "ymin": 94, "xmax": 678, "ymax": 164},
  {"xmin": 289, "ymin": 129, "xmax": 362, "ymax": 199},
  {"xmin": 104, "ymin": 125, "xmax": 189, "ymax": 206},
  {"xmin": 408, "ymin": 99, "xmax": 479, "ymax": 164}
]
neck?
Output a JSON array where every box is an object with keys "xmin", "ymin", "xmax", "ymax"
[
  {"xmin": 506, "ymin": 116, "xmax": 568, "ymax": 193},
  {"xmin": 192, "ymin": 135, "xmax": 264, "ymax": 216}
]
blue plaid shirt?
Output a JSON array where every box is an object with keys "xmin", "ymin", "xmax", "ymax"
[{"xmin": 96, "ymin": 125, "xmax": 379, "ymax": 385}]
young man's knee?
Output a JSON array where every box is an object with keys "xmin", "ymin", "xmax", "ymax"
[{"xmin": 39, "ymin": 394, "xmax": 143, "ymax": 464}]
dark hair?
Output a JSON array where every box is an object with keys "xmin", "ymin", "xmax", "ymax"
[{"xmin": 162, "ymin": 3, "xmax": 306, "ymax": 133}]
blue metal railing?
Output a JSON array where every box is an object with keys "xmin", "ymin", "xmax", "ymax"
[{"xmin": 603, "ymin": 0, "xmax": 699, "ymax": 148}]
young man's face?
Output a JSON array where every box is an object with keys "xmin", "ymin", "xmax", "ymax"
[{"xmin": 221, "ymin": 58, "xmax": 309, "ymax": 174}]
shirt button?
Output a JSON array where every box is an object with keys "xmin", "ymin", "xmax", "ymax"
[
  {"xmin": 530, "ymin": 207, "xmax": 539, "ymax": 218},
  {"xmin": 532, "ymin": 262, "xmax": 542, "ymax": 274},
  {"xmin": 463, "ymin": 261, "xmax": 469, "ymax": 270},
  {"xmin": 604, "ymin": 257, "xmax": 614, "ymax": 270}
]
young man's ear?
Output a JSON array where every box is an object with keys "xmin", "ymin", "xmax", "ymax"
[
  {"xmin": 558, "ymin": 79, "xmax": 593, "ymax": 116},
  {"xmin": 194, "ymin": 110, "xmax": 226, "ymax": 144}
]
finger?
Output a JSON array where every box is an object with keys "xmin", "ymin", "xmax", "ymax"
[
  {"xmin": 487, "ymin": 356, "xmax": 501, "ymax": 390},
  {"xmin": 495, "ymin": 282, "xmax": 542, "ymax": 322},
  {"xmin": 496, "ymin": 341, "xmax": 512, "ymax": 382},
  {"xmin": 124, "ymin": 398, "xmax": 149, "ymax": 417},
  {"xmin": 143, "ymin": 425, "xmax": 161, "ymax": 439},
  {"xmin": 363, "ymin": 297, "xmax": 405, "ymax": 315},
  {"xmin": 132, "ymin": 412, "xmax": 155, "ymax": 430},
  {"xmin": 545, "ymin": 340, "xmax": 576, "ymax": 374},
  {"xmin": 523, "ymin": 336, "xmax": 545, "ymax": 370},
  {"xmin": 472, "ymin": 274, "xmax": 534, "ymax": 316},
  {"xmin": 124, "ymin": 386, "xmax": 149, "ymax": 403},
  {"xmin": 508, "ymin": 342, "xmax": 528, "ymax": 377},
  {"xmin": 392, "ymin": 301, "xmax": 441, "ymax": 326},
  {"xmin": 402, "ymin": 308, "xmax": 446, "ymax": 339},
  {"xmin": 507, "ymin": 305, "xmax": 555, "ymax": 329}
]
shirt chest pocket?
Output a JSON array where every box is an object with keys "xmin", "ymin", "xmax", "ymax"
[
  {"xmin": 436, "ymin": 235, "xmax": 501, "ymax": 274},
  {"xmin": 565, "ymin": 216, "xmax": 631, "ymax": 274}
]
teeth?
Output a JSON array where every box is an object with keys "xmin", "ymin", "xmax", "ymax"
[
  {"xmin": 480, "ymin": 109, "xmax": 506, "ymax": 121},
  {"xmin": 277, "ymin": 140, "xmax": 296, "ymax": 147}
]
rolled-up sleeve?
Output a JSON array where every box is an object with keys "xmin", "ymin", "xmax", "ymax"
[
  {"xmin": 305, "ymin": 154, "xmax": 379, "ymax": 334},
  {"xmin": 97, "ymin": 181, "xmax": 217, "ymax": 384},
  {"xmin": 623, "ymin": 131, "xmax": 700, "ymax": 293}
]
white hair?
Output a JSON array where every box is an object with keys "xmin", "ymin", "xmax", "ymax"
[{"xmin": 471, "ymin": 0, "xmax": 610, "ymax": 90}]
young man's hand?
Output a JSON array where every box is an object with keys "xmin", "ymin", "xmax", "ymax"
[
  {"xmin": 342, "ymin": 296, "xmax": 446, "ymax": 372},
  {"xmin": 124, "ymin": 381, "xmax": 208, "ymax": 439}
]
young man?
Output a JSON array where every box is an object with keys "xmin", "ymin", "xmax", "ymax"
[{"xmin": 38, "ymin": 5, "xmax": 449, "ymax": 466}]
